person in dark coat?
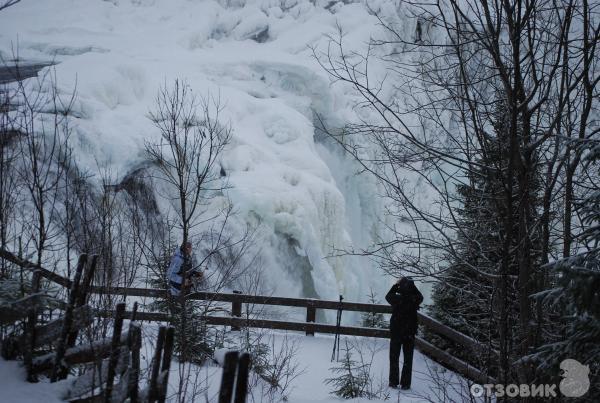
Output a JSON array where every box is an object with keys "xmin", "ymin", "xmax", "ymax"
[{"xmin": 386, "ymin": 277, "xmax": 424, "ymax": 390}]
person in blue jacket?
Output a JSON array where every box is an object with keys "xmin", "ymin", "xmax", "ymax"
[
  {"xmin": 167, "ymin": 241, "xmax": 203, "ymax": 296},
  {"xmin": 386, "ymin": 277, "xmax": 424, "ymax": 390}
]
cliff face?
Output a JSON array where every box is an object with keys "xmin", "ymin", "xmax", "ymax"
[{"xmin": 0, "ymin": 0, "xmax": 420, "ymax": 303}]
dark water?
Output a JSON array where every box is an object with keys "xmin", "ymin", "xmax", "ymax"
[{"xmin": 0, "ymin": 63, "xmax": 53, "ymax": 84}]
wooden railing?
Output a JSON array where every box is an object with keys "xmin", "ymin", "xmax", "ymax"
[
  {"xmin": 0, "ymin": 248, "xmax": 497, "ymax": 385},
  {"xmin": 0, "ymin": 251, "xmax": 175, "ymax": 402}
]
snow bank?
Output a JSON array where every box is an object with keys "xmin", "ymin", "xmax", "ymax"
[
  {"xmin": 0, "ymin": 330, "xmax": 467, "ymax": 402},
  {"xmin": 0, "ymin": 359, "xmax": 68, "ymax": 403}
]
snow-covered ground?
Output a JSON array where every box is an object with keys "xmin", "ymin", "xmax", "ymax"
[
  {"xmin": 1, "ymin": 359, "xmax": 69, "ymax": 403},
  {"xmin": 0, "ymin": 0, "xmax": 421, "ymax": 306},
  {"xmin": 0, "ymin": 330, "xmax": 468, "ymax": 402}
]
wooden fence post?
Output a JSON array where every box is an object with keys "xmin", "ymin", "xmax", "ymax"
[
  {"xmin": 231, "ymin": 290, "xmax": 242, "ymax": 331},
  {"xmin": 104, "ymin": 302, "xmax": 126, "ymax": 403},
  {"xmin": 51, "ymin": 254, "xmax": 87, "ymax": 382},
  {"xmin": 157, "ymin": 326, "xmax": 175, "ymax": 403},
  {"xmin": 25, "ymin": 270, "xmax": 41, "ymax": 382},
  {"xmin": 218, "ymin": 351, "xmax": 239, "ymax": 403},
  {"xmin": 148, "ymin": 327, "xmax": 166, "ymax": 402},
  {"xmin": 66, "ymin": 255, "xmax": 98, "ymax": 349},
  {"xmin": 75, "ymin": 254, "xmax": 98, "ymax": 307},
  {"xmin": 130, "ymin": 301, "xmax": 139, "ymax": 322},
  {"xmin": 128, "ymin": 323, "xmax": 141, "ymax": 403},
  {"xmin": 233, "ymin": 352, "xmax": 250, "ymax": 403},
  {"xmin": 306, "ymin": 304, "xmax": 316, "ymax": 336}
]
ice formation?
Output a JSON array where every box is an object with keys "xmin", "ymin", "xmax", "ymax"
[{"xmin": 0, "ymin": 0, "xmax": 416, "ymax": 305}]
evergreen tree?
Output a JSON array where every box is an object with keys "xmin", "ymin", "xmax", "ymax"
[
  {"xmin": 148, "ymin": 238, "xmax": 217, "ymax": 364},
  {"xmin": 530, "ymin": 140, "xmax": 600, "ymax": 401},
  {"xmin": 428, "ymin": 101, "xmax": 543, "ymax": 375},
  {"xmin": 325, "ymin": 341, "xmax": 372, "ymax": 399},
  {"xmin": 361, "ymin": 289, "xmax": 388, "ymax": 329}
]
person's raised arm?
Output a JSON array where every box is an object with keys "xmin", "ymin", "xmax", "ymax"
[
  {"xmin": 189, "ymin": 254, "xmax": 202, "ymax": 275},
  {"xmin": 385, "ymin": 284, "xmax": 402, "ymax": 305},
  {"xmin": 411, "ymin": 287, "xmax": 424, "ymax": 309},
  {"xmin": 416, "ymin": 291, "xmax": 423, "ymax": 308}
]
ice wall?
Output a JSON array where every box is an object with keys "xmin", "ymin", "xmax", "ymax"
[{"xmin": 0, "ymin": 0, "xmax": 407, "ymax": 305}]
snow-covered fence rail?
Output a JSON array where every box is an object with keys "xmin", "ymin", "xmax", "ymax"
[
  {"xmin": 0, "ymin": 248, "xmax": 496, "ymax": 385},
  {"xmin": 0, "ymin": 248, "xmax": 72, "ymax": 288},
  {"xmin": 94, "ymin": 301, "xmax": 495, "ymax": 384},
  {"xmin": 30, "ymin": 324, "xmax": 129, "ymax": 374},
  {"xmin": 0, "ymin": 293, "xmax": 46, "ymax": 325},
  {"xmin": 88, "ymin": 286, "xmax": 495, "ymax": 355}
]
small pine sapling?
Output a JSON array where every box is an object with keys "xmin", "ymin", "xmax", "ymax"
[
  {"xmin": 325, "ymin": 340, "xmax": 372, "ymax": 399},
  {"xmin": 361, "ymin": 288, "xmax": 388, "ymax": 329}
]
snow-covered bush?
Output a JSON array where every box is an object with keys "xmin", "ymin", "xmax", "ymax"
[{"xmin": 243, "ymin": 333, "xmax": 304, "ymax": 402}]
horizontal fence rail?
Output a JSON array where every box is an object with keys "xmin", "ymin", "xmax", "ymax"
[
  {"xmin": 89, "ymin": 286, "xmax": 495, "ymax": 357},
  {"xmin": 1, "ymin": 248, "xmax": 497, "ymax": 385},
  {"xmin": 96, "ymin": 310, "xmax": 494, "ymax": 384},
  {"xmin": 0, "ymin": 249, "xmax": 72, "ymax": 288}
]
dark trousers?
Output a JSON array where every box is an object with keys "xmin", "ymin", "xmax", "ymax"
[{"xmin": 389, "ymin": 334, "xmax": 415, "ymax": 388}]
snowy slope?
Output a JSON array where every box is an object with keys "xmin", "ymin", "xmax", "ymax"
[
  {"xmin": 0, "ymin": 0, "xmax": 421, "ymax": 305},
  {"xmin": 0, "ymin": 330, "xmax": 467, "ymax": 403}
]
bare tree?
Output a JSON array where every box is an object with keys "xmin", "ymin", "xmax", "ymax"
[
  {"xmin": 145, "ymin": 79, "xmax": 231, "ymax": 248},
  {"xmin": 0, "ymin": 82, "xmax": 22, "ymax": 276},
  {"xmin": 314, "ymin": 0, "xmax": 599, "ymax": 390},
  {"xmin": 13, "ymin": 68, "xmax": 75, "ymax": 268},
  {"xmin": 144, "ymin": 79, "xmax": 241, "ymax": 401},
  {"xmin": 0, "ymin": 0, "xmax": 20, "ymax": 13}
]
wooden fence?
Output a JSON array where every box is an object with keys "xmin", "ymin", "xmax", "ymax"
[
  {"xmin": 0, "ymin": 251, "xmax": 175, "ymax": 403},
  {"xmin": 0, "ymin": 248, "xmax": 497, "ymax": 385}
]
